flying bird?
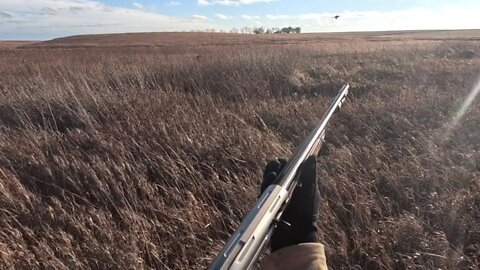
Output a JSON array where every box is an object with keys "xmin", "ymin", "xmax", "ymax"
[{"xmin": 333, "ymin": 15, "xmax": 340, "ymax": 20}]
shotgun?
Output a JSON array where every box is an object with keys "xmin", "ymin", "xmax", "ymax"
[{"xmin": 209, "ymin": 84, "xmax": 350, "ymax": 270}]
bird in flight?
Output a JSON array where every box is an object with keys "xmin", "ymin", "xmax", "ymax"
[{"xmin": 333, "ymin": 15, "xmax": 340, "ymax": 19}]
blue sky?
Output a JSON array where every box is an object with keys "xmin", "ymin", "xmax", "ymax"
[{"xmin": 1, "ymin": 0, "xmax": 480, "ymax": 40}]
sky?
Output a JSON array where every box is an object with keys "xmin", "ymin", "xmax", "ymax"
[{"xmin": 1, "ymin": 0, "xmax": 480, "ymax": 40}]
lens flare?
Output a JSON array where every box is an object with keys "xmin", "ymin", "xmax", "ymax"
[
  {"xmin": 451, "ymin": 78, "xmax": 480, "ymax": 127},
  {"xmin": 442, "ymin": 77, "xmax": 480, "ymax": 141}
]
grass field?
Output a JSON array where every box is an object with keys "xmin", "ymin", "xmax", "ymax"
[{"xmin": 0, "ymin": 31, "xmax": 479, "ymax": 269}]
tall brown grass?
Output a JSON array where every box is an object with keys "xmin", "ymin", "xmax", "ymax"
[{"xmin": 0, "ymin": 37, "xmax": 479, "ymax": 269}]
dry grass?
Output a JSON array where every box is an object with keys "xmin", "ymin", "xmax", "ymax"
[
  {"xmin": 0, "ymin": 41, "xmax": 36, "ymax": 50},
  {"xmin": 0, "ymin": 33, "xmax": 479, "ymax": 269},
  {"xmin": 21, "ymin": 30, "xmax": 480, "ymax": 50}
]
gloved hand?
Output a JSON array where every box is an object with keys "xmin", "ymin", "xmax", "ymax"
[{"xmin": 261, "ymin": 156, "xmax": 320, "ymax": 252}]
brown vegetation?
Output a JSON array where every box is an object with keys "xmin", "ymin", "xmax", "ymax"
[
  {"xmin": 0, "ymin": 41, "xmax": 36, "ymax": 50},
  {"xmin": 0, "ymin": 32, "xmax": 479, "ymax": 269},
  {"xmin": 21, "ymin": 30, "xmax": 480, "ymax": 49}
]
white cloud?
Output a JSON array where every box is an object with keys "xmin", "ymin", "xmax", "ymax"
[
  {"xmin": 0, "ymin": 0, "xmax": 214, "ymax": 40},
  {"xmin": 241, "ymin": 15, "xmax": 260, "ymax": 20},
  {"xmin": 132, "ymin": 2, "xmax": 143, "ymax": 9},
  {"xmin": 265, "ymin": 14, "xmax": 291, "ymax": 20},
  {"xmin": 198, "ymin": 0, "xmax": 275, "ymax": 6},
  {"xmin": 215, "ymin": 13, "xmax": 233, "ymax": 20},
  {"xmin": 197, "ymin": 0, "xmax": 212, "ymax": 6},
  {"xmin": 192, "ymin": 14, "xmax": 208, "ymax": 20},
  {"xmin": 165, "ymin": 1, "xmax": 181, "ymax": 6}
]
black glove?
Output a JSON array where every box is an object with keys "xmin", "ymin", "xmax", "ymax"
[{"xmin": 261, "ymin": 156, "xmax": 320, "ymax": 252}]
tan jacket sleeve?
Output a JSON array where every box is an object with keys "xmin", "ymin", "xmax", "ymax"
[{"xmin": 261, "ymin": 243, "xmax": 327, "ymax": 270}]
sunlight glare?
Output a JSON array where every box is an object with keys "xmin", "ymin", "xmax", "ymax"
[
  {"xmin": 442, "ymin": 76, "xmax": 480, "ymax": 141},
  {"xmin": 451, "ymin": 77, "xmax": 480, "ymax": 128}
]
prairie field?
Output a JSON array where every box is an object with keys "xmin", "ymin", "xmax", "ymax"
[{"xmin": 0, "ymin": 31, "xmax": 479, "ymax": 269}]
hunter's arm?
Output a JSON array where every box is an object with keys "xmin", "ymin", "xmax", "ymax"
[{"xmin": 261, "ymin": 243, "xmax": 327, "ymax": 270}]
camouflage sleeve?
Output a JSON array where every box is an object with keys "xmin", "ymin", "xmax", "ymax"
[{"xmin": 261, "ymin": 243, "xmax": 328, "ymax": 270}]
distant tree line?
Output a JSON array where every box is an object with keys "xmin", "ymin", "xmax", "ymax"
[
  {"xmin": 195, "ymin": 26, "xmax": 301, "ymax": 34},
  {"xmin": 253, "ymin": 27, "xmax": 301, "ymax": 34}
]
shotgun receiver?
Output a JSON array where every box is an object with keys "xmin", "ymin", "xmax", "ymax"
[{"xmin": 209, "ymin": 84, "xmax": 350, "ymax": 270}]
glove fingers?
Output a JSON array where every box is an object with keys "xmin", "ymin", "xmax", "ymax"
[
  {"xmin": 299, "ymin": 156, "xmax": 317, "ymax": 191},
  {"xmin": 261, "ymin": 172, "xmax": 277, "ymax": 193},
  {"xmin": 277, "ymin": 158, "xmax": 287, "ymax": 170},
  {"xmin": 284, "ymin": 156, "xmax": 319, "ymax": 221},
  {"xmin": 261, "ymin": 158, "xmax": 287, "ymax": 193},
  {"xmin": 263, "ymin": 160, "xmax": 282, "ymax": 178},
  {"xmin": 260, "ymin": 158, "xmax": 287, "ymax": 193}
]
